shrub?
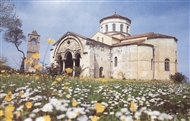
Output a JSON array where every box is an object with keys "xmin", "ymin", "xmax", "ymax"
[{"xmin": 170, "ymin": 72, "xmax": 188, "ymax": 83}]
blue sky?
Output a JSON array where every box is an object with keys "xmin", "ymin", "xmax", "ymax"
[{"xmin": 1, "ymin": 0, "xmax": 189, "ymax": 78}]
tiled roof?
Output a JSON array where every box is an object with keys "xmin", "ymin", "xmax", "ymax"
[
  {"xmin": 112, "ymin": 39, "xmax": 145, "ymax": 47},
  {"xmin": 99, "ymin": 13, "xmax": 131, "ymax": 23},
  {"xmin": 122, "ymin": 32, "xmax": 177, "ymax": 41}
]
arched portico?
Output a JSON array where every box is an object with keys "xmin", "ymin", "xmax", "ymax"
[{"xmin": 53, "ymin": 35, "xmax": 83, "ymax": 76}]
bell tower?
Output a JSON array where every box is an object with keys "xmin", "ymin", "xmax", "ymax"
[{"xmin": 26, "ymin": 30, "xmax": 40, "ymax": 72}]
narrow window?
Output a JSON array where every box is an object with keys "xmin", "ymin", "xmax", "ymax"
[
  {"xmin": 105, "ymin": 25, "xmax": 108, "ymax": 33},
  {"xmin": 165, "ymin": 59, "xmax": 170, "ymax": 71},
  {"xmin": 127, "ymin": 26, "xmax": 129, "ymax": 33},
  {"xmin": 120, "ymin": 24, "xmax": 123, "ymax": 32},
  {"xmin": 151, "ymin": 59, "xmax": 153, "ymax": 70},
  {"xmin": 114, "ymin": 57, "xmax": 117, "ymax": 67},
  {"xmin": 102, "ymin": 37, "xmax": 104, "ymax": 43},
  {"xmin": 97, "ymin": 37, "xmax": 99, "ymax": 41},
  {"xmin": 112, "ymin": 24, "xmax": 116, "ymax": 32},
  {"xmin": 175, "ymin": 59, "xmax": 177, "ymax": 72}
]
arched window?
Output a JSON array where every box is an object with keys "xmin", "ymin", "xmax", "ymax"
[
  {"xmin": 30, "ymin": 38, "xmax": 37, "ymax": 45},
  {"xmin": 114, "ymin": 57, "xmax": 117, "ymax": 67},
  {"xmin": 112, "ymin": 24, "xmax": 116, "ymax": 32},
  {"xmin": 105, "ymin": 25, "xmax": 108, "ymax": 33},
  {"xmin": 120, "ymin": 24, "xmax": 123, "ymax": 32},
  {"xmin": 127, "ymin": 26, "xmax": 129, "ymax": 33},
  {"xmin": 165, "ymin": 59, "xmax": 170, "ymax": 71}
]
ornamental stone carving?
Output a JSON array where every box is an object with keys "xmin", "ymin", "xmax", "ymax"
[{"xmin": 57, "ymin": 39, "xmax": 81, "ymax": 53}]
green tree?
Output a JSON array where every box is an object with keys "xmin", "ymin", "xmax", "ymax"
[
  {"xmin": 170, "ymin": 72, "xmax": 189, "ymax": 83},
  {"xmin": 1, "ymin": 0, "xmax": 26, "ymax": 73},
  {"xmin": 0, "ymin": 0, "xmax": 17, "ymax": 32},
  {"xmin": 3, "ymin": 20, "xmax": 26, "ymax": 73}
]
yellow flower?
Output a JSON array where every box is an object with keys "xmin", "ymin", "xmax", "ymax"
[
  {"xmin": 4, "ymin": 111, "xmax": 13, "ymax": 120},
  {"xmin": 63, "ymin": 86, "xmax": 68, "ymax": 90},
  {"xmin": 65, "ymin": 82, "xmax": 70, "ymax": 85},
  {"xmin": 35, "ymin": 76, "xmax": 39, "ymax": 80},
  {"xmin": 72, "ymin": 100, "xmax": 78, "ymax": 107},
  {"xmin": 24, "ymin": 58, "xmax": 31, "ymax": 63},
  {"xmin": 5, "ymin": 91, "xmax": 12, "ymax": 102},
  {"xmin": 34, "ymin": 64, "xmax": 42, "ymax": 70},
  {"xmin": 25, "ymin": 74, "xmax": 29, "ymax": 77},
  {"xmin": 91, "ymin": 116, "xmax": 100, "ymax": 121},
  {"xmin": 25, "ymin": 102, "xmax": 32, "ymax": 109},
  {"xmin": 0, "ymin": 110, "xmax": 3, "ymax": 117},
  {"xmin": 32, "ymin": 52, "xmax": 40, "ymax": 59},
  {"xmin": 56, "ymin": 77, "xmax": 62, "ymax": 81},
  {"xmin": 52, "ymin": 81, "xmax": 57, "ymax": 85},
  {"xmin": 130, "ymin": 101, "xmax": 137, "ymax": 112},
  {"xmin": 95, "ymin": 103, "xmax": 104, "ymax": 113},
  {"xmin": 18, "ymin": 92, "xmax": 23, "ymax": 97},
  {"xmin": 46, "ymin": 38, "xmax": 55, "ymax": 44},
  {"xmin": 65, "ymin": 68, "xmax": 72, "ymax": 74},
  {"xmin": 43, "ymin": 115, "xmax": 51, "ymax": 121},
  {"xmin": 1, "ymin": 70, "xmax": 5, "ymax": 73},
  {"xmin": 5, "ymin": 104, "xmax": 15, "ymax": 112}
]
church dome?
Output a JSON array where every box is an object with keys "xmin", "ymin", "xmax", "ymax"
[{"xmin": 99, "ymin": 13, "xmax": 131, "ymax": 36}]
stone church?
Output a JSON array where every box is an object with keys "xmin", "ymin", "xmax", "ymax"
[{"xmin": 50, "ymin": 13, "xmax": 178, "ymax": 80}]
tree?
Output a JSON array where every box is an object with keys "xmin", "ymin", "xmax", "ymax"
[
  {"xmin": 170, "ymin": 72, "xmax": 189, "ymax": 83},
  {"xmin": 0, "ymin": 0, "xmax": 17, "ymax": 32},
  {"xmin": 3, "ymin": 19, "xmax": 26, "ymax": 73},
  {"xmin": 1, "ymin": 0, "xmax": 26, "ymax": 73}
]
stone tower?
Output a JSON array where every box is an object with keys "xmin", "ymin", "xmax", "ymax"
[{"xmin": 26, "ymin": 30, "xmax": 40, "ymax": 72}]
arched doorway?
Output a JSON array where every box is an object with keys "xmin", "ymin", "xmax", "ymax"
[
  {"xmin": 99, "ymin": 67, "xmax": 103, "ymax": 78},
  {"xmin": 65, "ymin": 52, "xmax": 73, "ymax": 69},
  {"xmin": 75, "ymin": 54, "xmax": 81, "ymax": 67},
  {"xmin": 75, "ymin": 54, "xmax": 81, "ymax": 77}
]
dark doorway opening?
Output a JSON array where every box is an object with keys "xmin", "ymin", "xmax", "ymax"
[
  {"xmin": 99, "ymin": 67, "xmax": 103, "ymax": 78},
  {"xmin": 75, "ymin": 54, "xmax": 81, "ymax": 67},
  {"xmin": 65, "ymin": 52, "xmax": 73, "ymax": 68}
]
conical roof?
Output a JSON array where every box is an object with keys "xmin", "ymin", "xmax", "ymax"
[{"xmin": 99, "ymin": 13, "xmax": 131, "ymax": 23}]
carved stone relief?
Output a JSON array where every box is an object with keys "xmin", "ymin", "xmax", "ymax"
[{"xmin": 58, "ymin": 39, "xmax": 81, "ymax": 54}]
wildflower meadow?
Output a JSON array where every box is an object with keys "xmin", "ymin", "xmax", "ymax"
[{"xmin": 0, "ymin": 72, "xmax": 190, "ymax": 121}]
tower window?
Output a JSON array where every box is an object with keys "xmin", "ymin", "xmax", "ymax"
[
  {"xmin": 120, "ymin": 24, "xmax": 123, "ymax": 32},
  {"xmin": 114, "ymin": 57, "xmax": 117, "ymax": 67},
  {"xmin": 105, "ymin": 25, "xmax": 108, "ymax": 33},
  {"xmin": 165, "ymin": 59, "xmax": 170, "ymax": 71},
  {"xmin": 112, "ymin": 24, "xmax": 116, "ymax": 32},
  {"xmin": 30, "ymin": 38, "xmax": 37, "ymax": 45},
  {"xmin": 127, "ymin": 26, "xmax": 129, "ymax": 33}
]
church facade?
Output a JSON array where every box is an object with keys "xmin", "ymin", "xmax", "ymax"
[{"xmin": 50, "ymin": 13, "xmax": 178, "ymax": 80}]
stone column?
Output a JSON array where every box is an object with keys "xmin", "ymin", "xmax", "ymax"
[
  {"xmin": 72, "ymin": 58, "xmax": 76, "ymax": 77},
  {"xmin": 62, "ymin": 59, "xmax": 65, "ymax": 74}
]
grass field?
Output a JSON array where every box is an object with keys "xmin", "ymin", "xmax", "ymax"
[{"xmin": 0, "ymin": 72, "xmax": 190, "ymax": 121}]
